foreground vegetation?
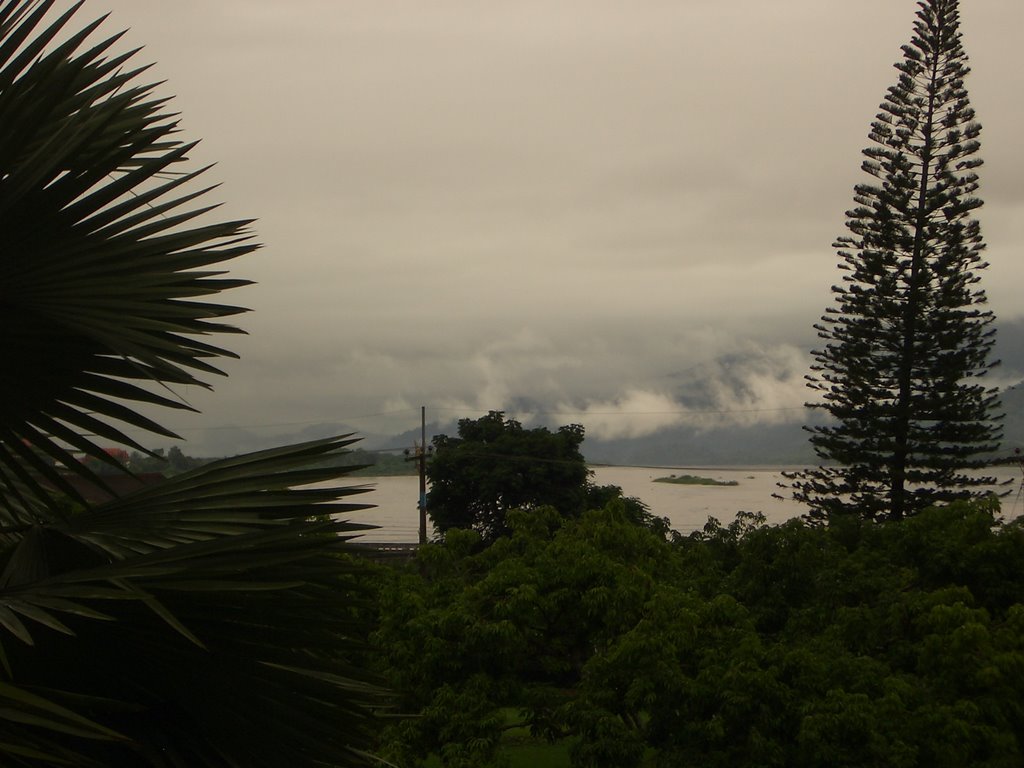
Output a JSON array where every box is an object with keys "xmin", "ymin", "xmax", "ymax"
[{"xmin": 373, "ymin": 499, "xmax": 1024, "ymax": 767}]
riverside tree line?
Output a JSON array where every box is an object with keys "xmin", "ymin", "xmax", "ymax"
[{"xmin": 0, "ymin": 0, "xmax": 1019, "ymax": 766}]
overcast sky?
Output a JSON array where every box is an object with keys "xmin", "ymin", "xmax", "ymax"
[{"xmin": 83, "ymin": 1, "xmax": 1024, "ymax": 454}]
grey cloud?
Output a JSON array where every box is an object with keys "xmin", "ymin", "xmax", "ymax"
[{"xmin": 83, "ymin": 0, "xmax": 1024, "ymax": 458}]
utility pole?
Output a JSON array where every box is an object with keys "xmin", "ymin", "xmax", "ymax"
[
  {"xmin": 405, "ymin": 406, "xmax": 432, "ymax": 544},
  {"xmin": 418, "ymin": 405, "xmax": 427, "ymax": 545}
]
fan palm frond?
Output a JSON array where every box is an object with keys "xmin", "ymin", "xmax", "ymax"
[
  {"xmin": 0, "ymin": 0, "xmax": 257, "ymax": 511},
  {"xmin": 1, "ymin": 437, "xmax": 387, "ymax": 767},
  {"xmin": 0, "ymin": 1, "xmax": 391, "ymax": 765}
]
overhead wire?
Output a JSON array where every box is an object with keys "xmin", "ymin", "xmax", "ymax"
[{"xmin": 108, "ymin": 402, "xmax": 809, "ymax": 436}]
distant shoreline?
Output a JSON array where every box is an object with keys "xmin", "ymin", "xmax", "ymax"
[{"xmin": 586, "ymin": 463, "xmax": 806, "ymax": 473}]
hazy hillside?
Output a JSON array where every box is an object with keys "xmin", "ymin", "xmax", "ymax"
[
  {"xmin": 581, "ymin": 420, "xmax": 816, "ymax": 467},
  {"xmin": 172, "ymin": 382, "xmax": 1024, "ymax": 468}
]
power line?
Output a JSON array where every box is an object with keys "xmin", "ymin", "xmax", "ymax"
[
  {"xmin": 90, "ymin": 400, "xmax": 817, "ymax": 447},
  {"xmin": 426, "ymin": 405, "xmax": 807, "ymax": 418},
  {"xmin": 103, "ymin": 402, "xmax": 810, "ymax": 438},
  {"xmin": 113, "ymin": 407, "xmax": 424, "ymax": 434}
]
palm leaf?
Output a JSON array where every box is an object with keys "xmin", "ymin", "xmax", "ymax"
[
  {"xmin": 0, "ymin": 437, "xmax": 389, "ymax": 766},
  {"xmin": 0, "ymin": 0, "xmax": 256, "ymax": 511},
  {"xmin": 0, "ymin": 1, "xmax": 391, "ymax": 765}
]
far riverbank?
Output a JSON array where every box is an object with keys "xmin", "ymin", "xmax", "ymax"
[{"xmin": 334, "ymin": 464, "xmax": 1024, "ymax": 543}]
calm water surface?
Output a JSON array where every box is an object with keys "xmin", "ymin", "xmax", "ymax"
[{"xmin": 335, "ymin": 465, "xmax": 1024, "ymax": 543}]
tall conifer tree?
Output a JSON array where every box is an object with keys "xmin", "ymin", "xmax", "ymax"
[{"xmin": 791, "ymin": 0, "xmax": 1001, "ymax": 522}]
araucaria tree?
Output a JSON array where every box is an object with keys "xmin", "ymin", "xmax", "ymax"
[{"xmin": 792, "ymin": 0, "xmax": 1002, "ymax": 523}]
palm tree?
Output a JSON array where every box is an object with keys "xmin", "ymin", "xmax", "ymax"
[{"xmin": 0, "ymin": 2, "xmax": 387, "ymax": 764}]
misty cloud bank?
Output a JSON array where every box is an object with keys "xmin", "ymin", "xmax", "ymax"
[
  {"xmin": 151, "ymin": 325, "xmax": 812, "ymax": 457},
  {"xmin": 98, "ymin": 0, "xmax": 1024, "ymax": 463},
  {"xmin": 145, "ymin": 314, "xmax": 1024, "ymax": 462}
]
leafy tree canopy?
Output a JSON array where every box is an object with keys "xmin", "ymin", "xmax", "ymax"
[
  {"xmin": 376, "ymin": 500, "xmax": 1024, "ymax": 768},
  {"xmin": 426, "ymin": 411, "xmax": 592, "ymax": 542}
]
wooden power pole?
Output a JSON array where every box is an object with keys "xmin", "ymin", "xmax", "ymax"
[{"xmin": 418, "ymin": 405, "xmax": 427, "ymax": 544}]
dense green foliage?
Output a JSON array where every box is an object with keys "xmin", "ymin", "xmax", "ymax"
[
  {"xmin": 792, "ymin": 0, "xmax": 1002, "ymax": 522},
  {"xmin": 426, "ymin": 412, "xmax": 594, "ymax": 542},
  {"xmin": 122, "ymin": 446, "xmax": 210, "ymax": 476},
  {"xmin": 375, "ymin": 500, "xmax": 1024, "ymax": 767},
  {"xmin": 0, "ymin": 3, "xmax": 384, "ymax": 764}
]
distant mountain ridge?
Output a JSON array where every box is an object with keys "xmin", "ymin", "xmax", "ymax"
[
  {"xmin": 179, "ymin": 382, "xmax": 1024, "ymax": 468},
  {"xmin": 581, "ymin": 420, "xmax": 816, "ymax": 468},
  {"xmin": 587, "ymin": 383, "xmax": 1024, "ymax": 467}
]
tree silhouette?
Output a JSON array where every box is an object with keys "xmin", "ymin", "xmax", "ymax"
[
  {"xmin": 790, "ymin": 0, "xmax": 1002, "ymax": 522},
  {"xmin": 427, "ymin": 411, "xmax": 591, "ymax": 543}
]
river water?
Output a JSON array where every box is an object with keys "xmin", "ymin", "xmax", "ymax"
[{"xmin": 335, "ymin": 465, "xmax": 1024, "ymax": 543}]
